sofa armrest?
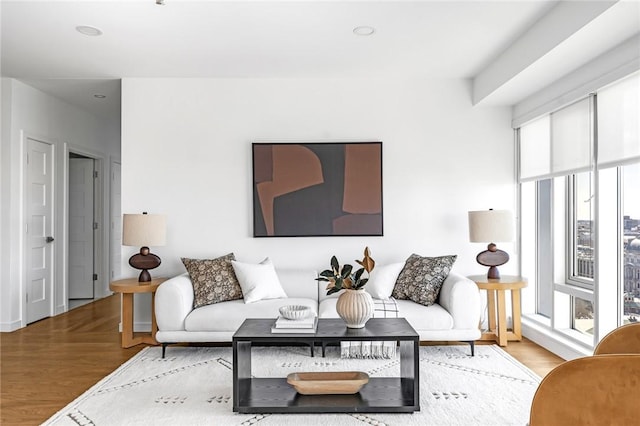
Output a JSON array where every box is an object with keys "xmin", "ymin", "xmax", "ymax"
[
  {"xmin": 438, "ymin": 272, "xmax": 481, "ymax": 330},
  {"xmin": 155, "ymin": 273, "xmax": 194, "ymax": 332}
]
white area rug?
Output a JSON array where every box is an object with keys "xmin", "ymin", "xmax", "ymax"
[{"xmin": 44, "ymin": 345, "xmax": 539, "ymax": 426}]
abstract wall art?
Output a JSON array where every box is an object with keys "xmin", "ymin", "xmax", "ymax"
[{"xmin": 252, "ymin": 142, "xmax": 383, "ymax": 237}]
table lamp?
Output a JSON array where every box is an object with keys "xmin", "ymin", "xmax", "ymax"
[
  {"xmin": 468, "ymin": 209, "xmax": 514, "ymax": 279},
  {"xmin": 122, "ymin": 212, "xmax": 166, "ymax": 282}
]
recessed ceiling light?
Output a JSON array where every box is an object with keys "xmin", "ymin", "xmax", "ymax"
[
  {"xmin": 93, "ymin": 94, "xmax": 106, "ymax": 99},
  {"xmin": 353, "ymin": 26, "xmax": 375, "ymax": 36},
  {"xmin": 76, "ymin": 25, "xmax": 103, "ymax": 37}
]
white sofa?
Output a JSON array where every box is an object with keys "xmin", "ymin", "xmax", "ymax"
[{"xmin": 155, "ymin": 268, "xmax": 481, "ymax": 356}]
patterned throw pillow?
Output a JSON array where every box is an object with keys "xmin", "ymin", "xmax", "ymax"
[
  {"xmin": 391, "ymin": 254, "xmax": 457, "ymax": 307},
  {"xmin": 181, "ymin": 253, "xmax": 243, "ymax": 308}
]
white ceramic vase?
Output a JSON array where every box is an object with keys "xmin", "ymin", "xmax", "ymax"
[{"xmin": 336, "ymin": 289, "xmax": 374, "ymax": 328}]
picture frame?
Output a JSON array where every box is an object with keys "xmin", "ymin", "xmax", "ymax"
[{"xmin": 252, "ymin": 142, "xmax": 383, "ymax": 237}]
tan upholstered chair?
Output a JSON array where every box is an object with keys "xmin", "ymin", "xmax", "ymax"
[
  {"xmin": 529, "ymin": 354, "xmax": 640, "ymax": 426},
  {"xmin": 593, "ymin": 322, "xmax": 640, "ymax": 355}
]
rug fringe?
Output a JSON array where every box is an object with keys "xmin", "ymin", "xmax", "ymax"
[{"xmin": 340, "ymin": 341, "xmax": 397, "ymax": 359}]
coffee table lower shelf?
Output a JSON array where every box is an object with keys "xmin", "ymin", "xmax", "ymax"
[{"xmin": 235, "ymin": 377, "xmax": 419, "ymax": 413}]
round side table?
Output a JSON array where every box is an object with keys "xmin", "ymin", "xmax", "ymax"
[
  {"xmin": 468, "ymin": 275, "xmax": 527, "ymax": 347},
  {"xmin": 109, "ymin": 277, "xmax": 167, "ymax": 348}
]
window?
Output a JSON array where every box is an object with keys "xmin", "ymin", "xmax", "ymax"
[
  {"xmin": 570, "ymin": 172, "xmax": 594, "ymax": 284},
  {"xmin": 534, "ymin": 179, "xmax": 553, "ymax": 319},
  {"xmin": 622, "ymin": 163, "xmax": 640, "ymax": 324},
  {"xmin": 573, "ymin": 296, "xmax": 594, "ymax": 335},
  {"xmin": 599, "ymin": 71, "xmax": 640, "ymax": 331},
  {"xmin": 519, "ymin": 97, "xmax": 594, "ymax": 344},
  {"xmin": 569, "ymin": 171, "xmax": 595, "ymax": 337},
  {"xmin": 518, "ymin": 71, "xmax": 639, "ymax": 349}
]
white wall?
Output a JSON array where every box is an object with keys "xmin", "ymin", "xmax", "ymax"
[
  {"xmin": 0, "ymin": 78, "xmax": 120, "ymax": 331},
  {"xmin": 0, "ymin": 79, "xmax": 13, "ymax": 330},
  {"xmin": 121, "ymin": 77, "xmax": 517, "ymax": 327}
]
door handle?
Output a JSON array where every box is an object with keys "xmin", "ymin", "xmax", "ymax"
[{"xmin": 46, "ymin": 236, "xmax": 55, "ymax": 243}]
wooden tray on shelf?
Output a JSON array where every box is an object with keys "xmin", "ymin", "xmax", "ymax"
[{"xmin": 286, "ymin": 371, "xmax": 369, "ymax": 395}]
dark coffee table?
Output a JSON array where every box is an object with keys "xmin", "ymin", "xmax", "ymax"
[{"xmin": 232, "ymin": 318, "xmax": 420, "ymax": 413}]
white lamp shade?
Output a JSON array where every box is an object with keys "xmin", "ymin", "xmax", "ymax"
[
  {"xmin": 122, "ymin": 213, "xmax": 166, "ymax": 247},
  {"xmin": 468, "ymin": 210, "xmax": 514, "ymax": 243}
]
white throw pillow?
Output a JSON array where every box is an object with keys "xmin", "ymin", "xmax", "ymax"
[
  {"xmin": 231, "ymin": 258, "xmax": 287, "ymax": 304},
  {"xmin": 365, "ymin": 262, "xmax": 405, "ymax": 300}
]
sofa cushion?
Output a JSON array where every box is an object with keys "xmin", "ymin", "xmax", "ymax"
[
  {"xmin": 392, "ymin": 254, "xmax": 457, "ymax": 307},
  {"xmin": 181, "ymin": 253, "xmax": 243, "ymax": 308},
  {"xmin": 185, "ymin": 297, "xmax": 318, "ymax": 332},
  {"xmin": 318, "ymin": 298, "xmax": 453, "ymax": 330},
  {"xmin": 394, "ymin": 299, "xmax": 454, "ymax": 330},
  {"xmin": 231, "ymin": 258, "xmax": 287, "ymax": 303},
  {"xmin": 365, "ymin": 262, "xmax": 405, "ymax": 300}
]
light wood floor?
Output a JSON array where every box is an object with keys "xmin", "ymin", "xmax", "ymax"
[{"xmin": 1, "ymin": 295, "xmax": 564, "ymax": 425}]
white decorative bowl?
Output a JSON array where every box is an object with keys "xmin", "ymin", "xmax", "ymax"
[{"xmin": 279, "ymin": 305, "xmax": 311, "ymax": 320}]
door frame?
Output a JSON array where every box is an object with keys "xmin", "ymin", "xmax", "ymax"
[
  {"xmin": 68, "ymin": 154, "xmax": 96, "ymax": 301},
  {"xmin": 109, "ymin": 159, "xmax": 122, "ymax": 282},
  {"xmin": 21, "ymin": 132, "xmax": 56, "ymax": 326},
  {"xmin": 63, "ymin": 145, "xmax": 107, "ymax": 312}
]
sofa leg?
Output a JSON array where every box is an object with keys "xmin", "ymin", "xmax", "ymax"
[
  {"xmin": 466, "ymin": 341, "xmax": 475, "ymax": 356},
  {"xmin": 162, "ymin": 343, "xmax": 169, "ymax": 358},
  {"xmin": 310, "ymin": 342, "xmax": 315, "ymax": 357}
]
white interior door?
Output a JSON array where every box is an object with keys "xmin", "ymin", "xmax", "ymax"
[
  {"xmin": 26, "ymin": 137, "xmax": 55, "ymax": 324},
  {"xmin": 68, "ymin": 157, "xmax": 95, "ymax": 299},
  {"xmin": 110, "ymin": 162, "xmax": 122, "ymax": 281}
]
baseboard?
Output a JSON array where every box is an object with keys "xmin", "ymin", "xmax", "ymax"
[
  {"xmin": 55, "ymin": 304, "xmax": 65, "ymax": 316},
  {"xmin": 0, "ymin": 320, "xmax": 22, "ymax": 332},
  {"xmin": 522, "ymin": 318, "xmax": 592, "ymax": 360}
]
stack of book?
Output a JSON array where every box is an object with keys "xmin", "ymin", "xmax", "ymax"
[{"xmin": 271, "ymin": 315, "xmax": 318, "ymax": 333}]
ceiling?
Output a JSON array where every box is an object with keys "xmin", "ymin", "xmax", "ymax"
[{"xmin": 2, "ymin": 1, "xmax": 639, "ymax": 122}]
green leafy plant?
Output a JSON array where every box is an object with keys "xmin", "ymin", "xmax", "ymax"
[{"xmin": 316, "ymin": 247, "xmax": 375, "ymax": 295}]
